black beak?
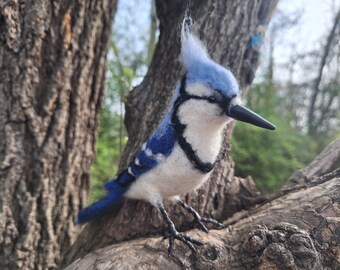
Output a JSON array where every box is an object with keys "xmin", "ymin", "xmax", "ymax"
[{"xmin": 227, "ymin": 105, "xmax": 276, "ymax": 130}]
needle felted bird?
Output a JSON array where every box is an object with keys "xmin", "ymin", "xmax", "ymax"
[{"xmin": 77, "ymin": 13, "xmax": 275, "ymax": 255}]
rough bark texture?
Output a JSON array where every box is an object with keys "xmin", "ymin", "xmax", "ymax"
[
  {"xmin": 64, "ymin": 157, "xmax": 340, "ymax": 269},
  {"xmin": 64, "ymin": 0, "xmax": 279, "ymax": 265},
  {"xmin": 0, "ymin": 0, "xmax": 117, "ymax": 269}
]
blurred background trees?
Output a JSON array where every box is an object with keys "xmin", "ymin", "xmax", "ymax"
[
  {"xmin": 91, "ymin": 0, "xmax": 339, "ymax": 199},
  {"xmin": 233, "ymin": 4, "xmax": 339, "ymax": 192}
]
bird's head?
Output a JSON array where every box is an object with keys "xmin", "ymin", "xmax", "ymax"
[{"xmin": 178, "ymin": 16, "xmax": 275, "ymax": 130}]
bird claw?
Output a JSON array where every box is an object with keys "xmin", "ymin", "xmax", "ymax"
[
  {"xmin": 194, "ymin": 216, "xmax": 225, "ymax": 233},
  {"xmin": 199, "ymin": 217, "xmax": 225, "ymax": 229},
  {"xmin": 164, "ymin": 227, "xmax": 203, "ymax": 256},
  {"xmin": 196, "ymin": 219, "xmax": 209, "ymax": 233},
  {"xmin": 177, "ymin": 200, "xmax": 225, "ymax": 232}
]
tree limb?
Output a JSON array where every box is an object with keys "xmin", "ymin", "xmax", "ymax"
[{"xmin": 64, "ymin": 168, "xmax": 340, "ymax": 270}]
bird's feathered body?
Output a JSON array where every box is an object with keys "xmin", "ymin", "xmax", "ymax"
[
  {"xmin": 125, "ymin": 83, "xmax": 229, "ymax": 204},
  {"xmin": 77, "ymin": 12, "xmax": 275, "ymax": 254},
  {"xmin": 78, "ymin": 81, "xmax": 229, "ymax": 223}
]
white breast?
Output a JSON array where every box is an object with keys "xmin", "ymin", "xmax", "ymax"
[
  {"xmin": 178, "ymin": 99, "xmax": 227, "ymax": 163},
  {"xmin": 124, "ymin": 143, "xmax": 211, "ymax": 206},
  {"xmin": 125, "ymin": 113, "xmax": 227, "ymax": 206}
]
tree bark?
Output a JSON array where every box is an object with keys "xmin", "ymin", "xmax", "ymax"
[
  {"xmin": 64, "ymin": 158, "xmax": 340, "ymax": 269},
  {"xmin": 64, "ymin": 0, "xmax": 279, "ymax": 265},
  {"xmin": 0, "ymin": 1, "xmax": 117, "ymax": 269}
]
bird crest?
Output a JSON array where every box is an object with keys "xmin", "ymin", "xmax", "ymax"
[
  {"xmin": 180, "ymin": 11, "xmax": 209, "ymax": 70},
  {"xmin": 179, "ymin": 11, "xmax": 240, "ymax": 99}
]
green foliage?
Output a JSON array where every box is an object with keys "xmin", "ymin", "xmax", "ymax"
[
  {"xmin": 89, "ymin": 41, "xmax": 132, "ymax": 203},
  {"xmin": 231, "ymin": 82, "xmax": 317, "ymax": 193},
  {"xmin": 90, "ymin": 108, "xmax": 127, "ymax": 202}
]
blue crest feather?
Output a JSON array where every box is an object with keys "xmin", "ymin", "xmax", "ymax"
[{"xmin": 180, "ymin": 13, "xmax": 240, "ymax": 98}]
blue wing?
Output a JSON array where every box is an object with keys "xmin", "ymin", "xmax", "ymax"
[
  {"xmin": 112, "ymin": 84, "xmax": 180, "ymax": 187},
  {"xmin": 77, "ymin": 115, "xmax": 176, "ymax": 224},
  {"xmin": 105, "ymin": 113, "xmax": 176, "ymax": 189}
]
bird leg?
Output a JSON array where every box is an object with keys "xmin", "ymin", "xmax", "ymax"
[
  {"xmin": 177, "ymin": 199, "xmax": 225, "ymax": 232},
  {"xmin": 159, "ymin": 205, "xmax": 203, "ymax": 256}
]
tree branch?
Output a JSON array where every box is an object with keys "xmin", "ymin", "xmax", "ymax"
[{"xmin": 64, "ymin": 168, "xmax": 340, "ymax": 270}]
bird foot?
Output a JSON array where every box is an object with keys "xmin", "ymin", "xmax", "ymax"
[
  {"xmin": 163, "ymin": 227, "xmax": 203, "ymax": 256},
  {"xmin": 177, "ymin": 200, "xmax": 225, "ymax": 232},
  {"xmin": 194, "ymin": 216, "xmax": 225, "ymax": 233}
]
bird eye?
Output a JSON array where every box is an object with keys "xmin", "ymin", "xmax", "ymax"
[{"xmin": 207, "ymin": 96, "xmax": 217, "ymax": 103}]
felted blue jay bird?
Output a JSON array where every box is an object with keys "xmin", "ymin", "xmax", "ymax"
[{"xmin": 78, "ymin": 14, "xmax": 275, "ymax": 255}]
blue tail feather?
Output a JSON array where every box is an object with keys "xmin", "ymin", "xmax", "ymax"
[
  {"xmin": 77, "ymin": 180, "xmax": 127, "ymax": 224},
  {"xmin": 104, "ymin": 170, "xmax": 135, "ymax": 191}
]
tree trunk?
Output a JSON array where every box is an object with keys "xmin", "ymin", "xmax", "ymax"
[
  {"xmin": 63, "ymin": 141, "xmax": 340, "ymax": 270},
  {"xmin": 64, "ymin": 0, "xmax": 279, "ymax": 265},
  {"xmin": 0, "ymin": 1, "xmax": 117, "ymax": 269}
]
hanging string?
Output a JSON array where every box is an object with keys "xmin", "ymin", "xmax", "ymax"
[{"xmin": 183, "ymin": 0, "xmax": 193, "ymax": 35}]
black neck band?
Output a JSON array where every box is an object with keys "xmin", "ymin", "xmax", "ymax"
[{"xmin": 171, "ymin": 74, "xmax": 215, "ymax": 173}]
